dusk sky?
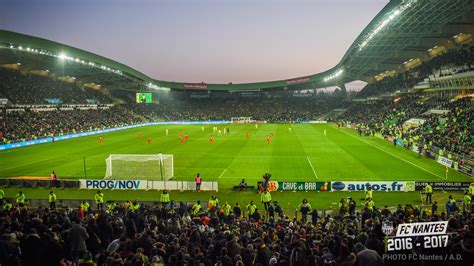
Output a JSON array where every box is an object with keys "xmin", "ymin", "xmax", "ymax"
[{"xmin": 0, "ymin": 0, "xmax": 388, "ymax": 84}]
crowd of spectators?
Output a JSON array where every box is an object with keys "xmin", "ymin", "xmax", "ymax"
[
  {"xmin": 0, "ymin": 68, "xmax": 113, "ymax": 104},
  {"xmin": 0, "ymin": 106, "xmax": 146, "ymax": 144},
  {"xmin": 342, "ymin": 44, "xmax": 474, "ymax": 159},
  {"xmin": 343, "ymin": 95, "xmax": 473, "ymax": 158},
  {"xmin": 132, "ymin": 92, "xmax": 346, "ymax": 122},
  {"xmin": 412, "ymin": 97, "xmax": 472, "ymax": 156},
  {"xmin": 357, "ymin": 45, "xmax": 474, "ymax": 98},
  {"xmin": 0, "ymin": 194, "xmax": 473, "ymax": 266},
  {"xmin": 0, "ymin": 91, "xmax": 348, "ymax": 144}
]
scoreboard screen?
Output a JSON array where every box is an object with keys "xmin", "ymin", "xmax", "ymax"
[{"xmin": 136, "ymin": 93, "xmax": 152, "ymax": 103}]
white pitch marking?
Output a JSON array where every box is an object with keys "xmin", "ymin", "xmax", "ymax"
[
  {"xmin": 66, "ymin": 167, "xmax": 91, "ymax": 177},
  {"xmin": 218, "ymin": 168, "xmax": 227, "ymax": 178},
  {"xmin": 306, "ymin": 156, "xmax": 319, "ymax": 179}
]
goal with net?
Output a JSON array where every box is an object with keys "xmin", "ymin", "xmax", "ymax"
[
  {"xmin": 231, "ymin": 117, "xmax": 254, "ymax": 124},
  {"xmin": 104, "ymin": 154, "xmax": 174, "ymax": 180}
]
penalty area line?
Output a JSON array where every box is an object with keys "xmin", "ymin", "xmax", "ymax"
[
  {"xmin": 66, "ymin": 167, "xmax": 91, "ymax": 177},
  {"xmin": 306, "ymin": 156, "xmax": 319, "ymax": 179},
  {"xmin": 339, "ymin": 129, "xmax": 446, "ymax": 180},
  {"xmin": 218, "ymin": 168, "xmax": 227, "ymax": 178}
]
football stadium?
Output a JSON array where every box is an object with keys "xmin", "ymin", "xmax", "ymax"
[{"xmin": 0, "ymin": 0, "xmax": 474, "ymax": 265}]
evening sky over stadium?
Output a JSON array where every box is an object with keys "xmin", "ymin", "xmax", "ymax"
[{"xmin": 1, "ymin": 0, "xmax": 388, "ymax": 86}]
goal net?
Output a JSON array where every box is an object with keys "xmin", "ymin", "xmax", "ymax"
[
  {"xmin": 104, "ymin": 154, "xmax": 174, "ymax": 180},
  {"xmin": 231, "ymin": 117, "xmax": 253, "ymax": 124}
]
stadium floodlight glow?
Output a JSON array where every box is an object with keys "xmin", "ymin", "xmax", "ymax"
[
  {"xmin": 8, "ymin": 44, "xmax": 124, "ymax": 78},
  {"xmin": 324, "ymin": 69, "xmax": 344, "ymax": 82},
  {"xmin": 147, "ymin": 82, "xmax": 170, "ymax": 91},
  {"xmin": 358, "ymin": 0, "xmax": 416, "ymax": 51}
]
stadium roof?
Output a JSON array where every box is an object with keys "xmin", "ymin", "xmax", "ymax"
[{"xmin": 1, "ymin": 0, "xmax": 473, "ymax": 92}]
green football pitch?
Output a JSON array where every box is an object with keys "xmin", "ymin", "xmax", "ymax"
[{"xmin": 0, "ymin": 124, "xmax": 470, "ymax": 210}]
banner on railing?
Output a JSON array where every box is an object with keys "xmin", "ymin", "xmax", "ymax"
[
  {"xmin": 257, "ymin": 181, "xmax": 330, "ymax": 191},
  {"xmin": 80, "ymin": 179, "xmax": 147, "ymax": 190},
  {"xmin": 79, "ymin": 179, "xmax": 219, "ymax": 191},
  {"xmin": 458, "ymin": 164, "xmax": 472, "ymax": 176},
  {"xmin": 331, "ymin": 181, "xmax": 415, "ymax": 192},
  {"xmin": 415, "ymin": 181, "xmax": 471, "ymax": 191},
  {"xmin": 437, "ymin": 156, "xmax": 453, "ymax": 167}
]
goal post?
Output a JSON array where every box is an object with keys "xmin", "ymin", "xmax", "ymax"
[
  {"xmin": 231, "ymin": 117, "xmax": 254, "ymax": 124},
  {"xmin": 104, "ymin": 154, "xmax": 174, "ymax": 180}
]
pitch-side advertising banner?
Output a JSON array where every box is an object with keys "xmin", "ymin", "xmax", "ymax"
[
  {"xmin": 258, "ymin": 181, "xmax": 330, "ymax": 191},
  {"xmin": 458, "ymin": 164, "xmax": 473, "ymax": 176},
  {"xmin": 415, "ymin": 181, "xmax": 471, "ymax": 191},
  {"xmin": 331, "ymin": 181, "xmax": 415, "ymax": 192},
  {"xmin": 80, "ymin": 180, "xmax": 219, "ymax": 191},
  {"xmin": 80, "ymin": 180, "xmax": 147, "ymax": 190},
  {"xmin": 437, "ymin": 156, "xmax": 453, "ymax": 167}
]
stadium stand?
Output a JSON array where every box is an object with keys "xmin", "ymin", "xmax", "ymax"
[
  {"xmin": 131, "ymin": 92, "xmax": 347, "ymax": 122},
  {"xmin": 0, "ymin": 1, "xmax": 473, "ymax": 264},
  {"xmin": 0, "ymin": 198, "xmax": 472, "ymax": 265},
  {"xmin": 0, "ymin": 86, "xmax": 349, "ymax": 144},
  {"xmin": 356, "ymin": 45, "xmax": 474, "ymax": 98},
  {"xmin": 1, "ymin": 106, "xmax": 146, "ymax": 144},
  {"xmin": 0, "ymin": 68, "xmax": 113, "ymax": 105},
  {"xmin": 343, "ymin": 95, "xmax": 473, "ymax": 170}
]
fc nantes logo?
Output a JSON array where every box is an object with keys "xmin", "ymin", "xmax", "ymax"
[{"xmin": 382, "ymin": 220, "xmax": 394, "ymax": 236}]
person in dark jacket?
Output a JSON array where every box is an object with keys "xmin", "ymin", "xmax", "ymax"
[
  {"xmin": 216, "ymin": 247, "xmax": 233, "ymax": 266},
  {"xmin": 251, "ymin": 208, "xmax": 261, "ymax": 222},
  {"xmin": 274, "ymin": 202, "xmax": 283, "ymax": 218},
  {"xmin": 267, "ymin": 203, "xmax": 275, "ymax": 220},
  {"xmin": 241, "ymin": 244, "xmax": 255, "ymax": 266},
  {"xmin": 233, "ymin": 203, "xmax": 242, "ymax": 218},
  {"xmin": 254, "ymin": 238, "xmax": 272, "ymax": 265},
  {"xmin": 354, "ymin": 242, "xmax": 385, "ymax": 266},
  {"xmin": 68, "ymin": 219, "xmax": 89, "ymax": 264},
  {"xmin": 311, "ymin": 209, "xmax": 319, "ymax": 225},
  {"xmin": 19, "ymin": 228, "xmax": 44, "ymax": 266},
  {"xmin": 336, "ymin": 243, "xmax": 357, "ymax": 266},
  {"xmin": 226, "ymin": 235, "xmax": 242, "ymax": 260}
]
